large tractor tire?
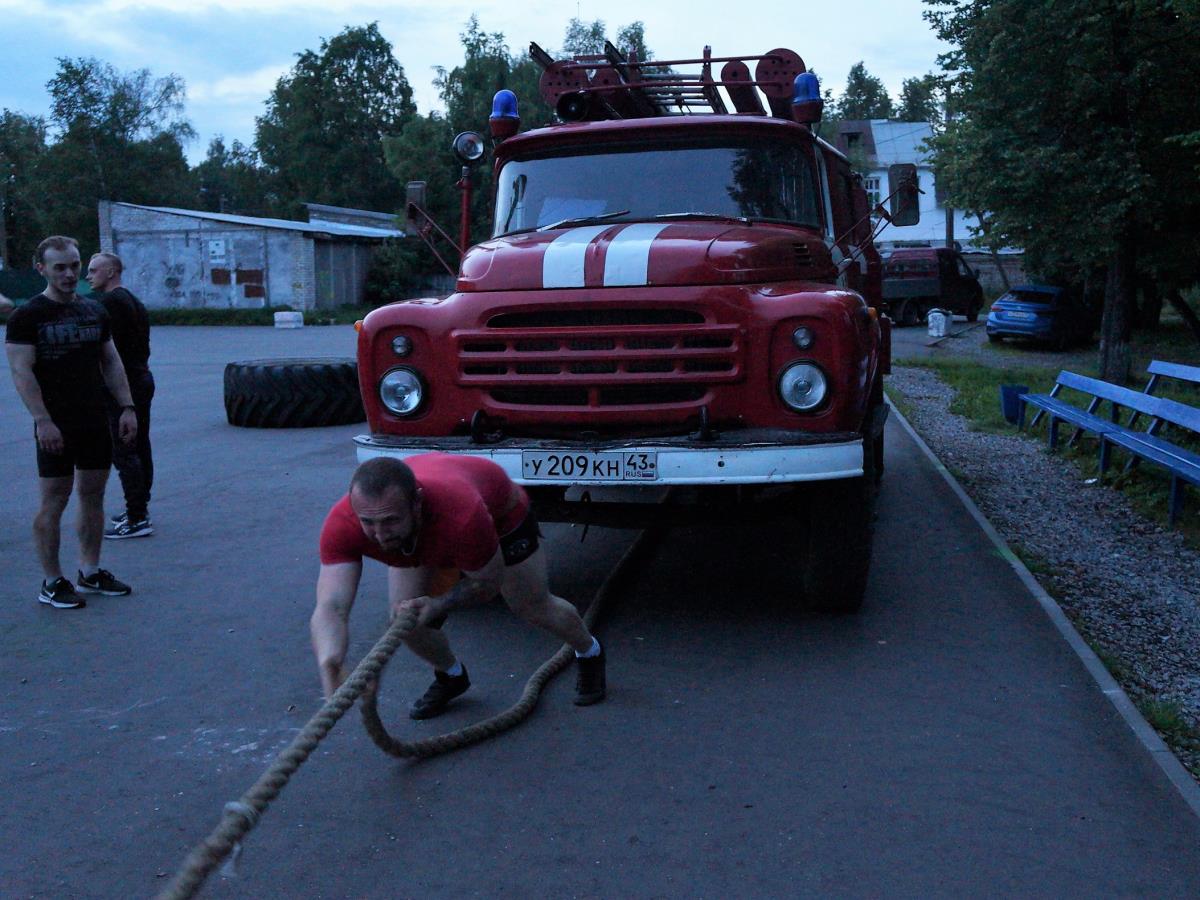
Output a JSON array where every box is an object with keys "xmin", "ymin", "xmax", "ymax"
[{"xmin": 224, "ymin": 358, "xmax": 365, "ymax": 428}]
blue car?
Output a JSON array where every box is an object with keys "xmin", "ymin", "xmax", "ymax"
[{"xmin": 986, "ymin": 284, "xmax": 1096, "ymax": 349}]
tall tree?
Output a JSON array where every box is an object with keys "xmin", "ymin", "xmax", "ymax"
[
  {"xmin": 37, "ymin": 57, "xmax": 195, "ymax": 250},
  {"xmin": 896, "ymin": 74, "xmax": 941, "ymax": 124},
  {"xmin": 925, "ymin": 0, "xmax": 1200, "ymax": 380},
  {"xmin": 195, "ymin": 137, "xmax": 279, "ymax": 217},
  {"xmin": 836, "ymin": 62, "xmax": 894, "ymax": 120},
  {"xmin": 256, "ymin": 23, "xmax": 415, "ymax": 214},
  {"xmin": 0, "ymin": 111, "xmax": 48, "ymax": 268},
  {"xmin": 562, "ymin": 18, "xmax": 608, "ymax": 57}
]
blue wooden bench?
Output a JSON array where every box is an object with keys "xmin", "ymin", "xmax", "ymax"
[{"xmin": 1019, "ymin": 369, "xmax": 1200, "ymax": 524}]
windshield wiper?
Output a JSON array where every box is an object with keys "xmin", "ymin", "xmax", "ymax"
[
  {"xmin": 536, "ymin": 210, "xmax": 631, "ymax": 232},
  {"xmin": 654, "ymin": 212, "xmax": 753, "ymax": 224}
]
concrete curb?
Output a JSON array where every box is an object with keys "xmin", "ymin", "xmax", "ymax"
[{"xmin": 887, "ymin": 397, "xmax": 1200, "ymax": 820}]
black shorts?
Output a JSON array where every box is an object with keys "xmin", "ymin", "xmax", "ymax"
[
  {"xmin": 35, "ymin": 420, "xmax": 112, "ymax": 478},
  {"xmin": 499, "ymin": 508, "xmax": 542, "ymax": 566}
]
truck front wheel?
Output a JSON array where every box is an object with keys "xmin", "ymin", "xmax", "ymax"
[{"xmin": 797, "ymin": 427, "xmax": 877, "ymax": 614}]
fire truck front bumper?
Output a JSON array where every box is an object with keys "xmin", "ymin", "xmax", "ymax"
[{"xmin": 353, "ymin": 429, "xmax": 866, "ymax": 486}]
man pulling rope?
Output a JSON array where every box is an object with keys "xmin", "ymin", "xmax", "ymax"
[{"xmin": 312, "ymin": 454, "xmax": 607, "ymax": 715}]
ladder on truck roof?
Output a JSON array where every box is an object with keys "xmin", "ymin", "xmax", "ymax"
[{"xmin": 530, "ymin": 42, "xmax": 808, "ymax": 122}]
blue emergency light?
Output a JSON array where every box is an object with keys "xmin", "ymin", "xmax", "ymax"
[
  {"xmin": 490, "ymin": 90, "xmax": 521, "ymax": 140},
  {"xmin": 791, "ymin": 73, "xmax": 823, "ymax": 125}
]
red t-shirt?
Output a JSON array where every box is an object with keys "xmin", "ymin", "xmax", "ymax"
[{"xmin": 319, "ymin": 454, "xmax": 530, "ymax": 571}]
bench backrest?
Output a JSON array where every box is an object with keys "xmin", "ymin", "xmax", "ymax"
[
  {"xmin": 1056, "ymin": 371, "xmax": 1200, "ymax": 433},
  {"xmin": 1147, "ymin": 360, "xmax": 1200, "ymax": 387}
]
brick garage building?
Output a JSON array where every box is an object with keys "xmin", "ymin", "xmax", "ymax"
[{"xmin": 97, "ymin": 201, "xmax": 402, "ymax": 311}]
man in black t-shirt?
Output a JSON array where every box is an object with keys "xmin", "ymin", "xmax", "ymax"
[
  {"xmin": 86, "ymin": 252, "xmax": 155, "ymax": 539},
  {"xmin": 5, "ymin": 235, "xmax": 139, "ymax": 609}
]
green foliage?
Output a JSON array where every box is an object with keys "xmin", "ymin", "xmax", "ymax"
[
  {"xmin": 256, "ymin": 23, "xmax": 415, "ymax": 214},
  {"xmin": 896, "ymin": 74, "xmax": 941, "ymax": 124},
  {"xmin": 836, "ymin": 62, "xmax": 894, "ymax": 120},
  {"xmin": 562, "ymin": 18, "xmax": 608, "ymax": 57},
  {"xmin": 363, "ymin": 239, "xmax": 426, "ymax": 305},
  {"xmin": 47, "ymin": 58, "xmax": 193, "ymax": 143},
  {"xmin": 35, "ymin": 57, "xmax": 195, "ymax": 251},
  {"xmin": 194, "ymin": 137, "xmax": 280, "ymax": 217},
  {"xmin": 923, "ymin": 0, "xmax": 1200, "ymax": 379},
  {"xmin": 0, "ymin": 110, "xmax": 49, "ymax": 267}
]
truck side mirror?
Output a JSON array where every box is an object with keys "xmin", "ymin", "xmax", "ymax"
[
  {"xmin": 887, "ymin": 164, "xmax": 921, "ymax": 227},
  {"xmin": 405, "ymin": 181, "xmax": 427, "ymax": 237}
]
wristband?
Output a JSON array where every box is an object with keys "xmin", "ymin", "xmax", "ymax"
[{"xmin": 120, "ymin": 404, "xmax": 135, "ymax": 412}]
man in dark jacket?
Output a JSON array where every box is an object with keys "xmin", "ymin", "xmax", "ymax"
[{"xmin": 86, "ymin": 252, "xmax": 155, "ymax": 538}]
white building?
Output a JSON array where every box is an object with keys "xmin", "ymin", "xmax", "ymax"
[{"xmin": 834, "ymin": 119, "xmax": 980, "ymax": 251}]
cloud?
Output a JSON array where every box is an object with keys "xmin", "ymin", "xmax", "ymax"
[{"xmin": 190, "ymin": 65, "xmax": 289, "ymax": 104}]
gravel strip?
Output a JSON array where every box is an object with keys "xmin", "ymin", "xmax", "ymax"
[{"xmin": 887, "ymin": 363, "xmax": 1200, "ymax": 775}]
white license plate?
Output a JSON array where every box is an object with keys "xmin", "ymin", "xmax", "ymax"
[
  {"xmin": 521, "ymin": 450, "xmax": 658, "ymax": 481},
  {"xmin": 1007, "ymin": 311, "xmax": 1036, "ymax": 320}
]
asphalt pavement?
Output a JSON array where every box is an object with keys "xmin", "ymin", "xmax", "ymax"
[{"xmin": 2, "ymin": 325, "xmax": 1198, "ymax": 898}]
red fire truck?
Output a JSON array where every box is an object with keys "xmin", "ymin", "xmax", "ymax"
[{"xmin": 354, "ymin": 44, "xmax": 918, "ymax": 612}]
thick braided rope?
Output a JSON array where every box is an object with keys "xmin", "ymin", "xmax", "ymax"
[
  {"xmin": 158, "ymin": 528, "xmax": 658, "ymax": 900},
  {"xmin": 157, "ymin": 608, "xmax": 419, "ymax": 900},
  {"xmin": 360, "ymin": 528, "xmax": 656, "ymax": 757}
]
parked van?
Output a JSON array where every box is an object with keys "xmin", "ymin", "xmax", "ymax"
[{"xmin": 881, "ymin": 247, "xmax": 984, "ymax": 326}]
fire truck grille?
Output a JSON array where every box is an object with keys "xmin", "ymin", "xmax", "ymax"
[
  {"xmin": 490, "ymin": 385, "xmax": 708, "ymax": 407},
  {"xmin": 456, "ymin": 311, "xmax": 743, "ymax": 409}
]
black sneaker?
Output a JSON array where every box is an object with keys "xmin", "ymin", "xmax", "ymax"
[
  {"xmin": 105, "ymin": 518, "xmax": 153, "ymax": 539},
  {"xmin": 76, "ymin": 569, "xmax": 132, "ymax": 596},
  {"xmin": 574, "ymin": 643, "xmax": 606, "ymax": 706},
  {"xmin": 110, "ymin": 513, "xmax": 152, "ymax": 526},
  {"xmin": 409, "ymin": 666, "xmax": 470, "ymax": 719},
  {"xmin": 38, "ymin": 577, "xmax": 86, "ymax": 609}
]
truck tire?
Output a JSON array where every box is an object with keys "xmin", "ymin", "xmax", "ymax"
[
  {"xmin": 224, "ymin": 358, "xmax": 365, "ymax": 428},
  {"xmin": 799, "ymin": 429, "xmax": 878, "ymax": 614},
  {"xmin": 895, "ymin": 299, "xmax": 919, "ymax": 327}
]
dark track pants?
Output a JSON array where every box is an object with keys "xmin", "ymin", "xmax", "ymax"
[{"xmin": 107, "ymin": 369, "xmax": 155, "ymax": 521}]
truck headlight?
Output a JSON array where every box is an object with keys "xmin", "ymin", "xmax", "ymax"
[
  {"xmin": 380, "ymin": 367, "xmax": 424, "ymax": 416},
  {"xmin": 778, "ymin": 362, "xmax": 827, "ymax": 412},
  {"xmin": 391, "ymin": 335, "xmax": 413, "ymax": 357}
]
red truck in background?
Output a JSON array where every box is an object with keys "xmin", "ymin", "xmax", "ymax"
[{"xmin": 354, "ymin": 44, "xmax": 919, "ymax": 613}]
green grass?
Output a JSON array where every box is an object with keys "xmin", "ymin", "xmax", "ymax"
[
  {"xmin": 146, "ymin": 305, "xmax": 370, "ymax": 326},
  {"xmin": 1008, "ymin": 541, "xmax": 1056, "ymax": 578},
  {"xmin": 1137, "ymin": 699, "xmax": 1200, "ymax": 777}
]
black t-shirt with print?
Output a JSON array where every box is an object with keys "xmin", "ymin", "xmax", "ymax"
[{"xmin": 5, "ymin": 293, "xmax": 112, "ymax": 428}]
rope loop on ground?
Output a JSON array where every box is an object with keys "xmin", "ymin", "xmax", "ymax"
[{"xmin": 158, "ymin": 529, "xmax": 659, "ymax": 900}]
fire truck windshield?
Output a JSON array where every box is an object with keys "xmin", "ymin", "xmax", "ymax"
[{"xmin": 493, "ymin": 140, "xmax": 822, "ymax": 237}]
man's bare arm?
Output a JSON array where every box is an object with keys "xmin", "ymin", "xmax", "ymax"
[
  {"xmin": 6, "ymin": 343, "xmax": 62, "ymax": 452},
  {"xmin": 6, "ymin": 343, "xmax": 50, "ymax": 421},
  {"xmin": 312, "ymin": 561, "xmax": 363, "ymax": 697},
  {"xmin": 405, "ymin": 550, "xmax": 505, "ymax": 625},
  {"xmin": 99, "ymin": 338, "xmax": 137, "ymax": 443}
]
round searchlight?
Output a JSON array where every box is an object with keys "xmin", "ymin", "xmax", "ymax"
[
  {"xmin": 380, "ymin": 367, "xmax": 424, "ymax": 416},
  {"xmin": 779, "ymin": 362, "xmax": 827, "ymax": 412},
  {"xmin": 452, "ymin": 131, "xmax": 486, "ymax": 164}
]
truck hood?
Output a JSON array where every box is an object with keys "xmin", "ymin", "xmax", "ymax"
[{"xmin": 456, "ymin": 222, "xmax": 835, "ymax": 292}]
